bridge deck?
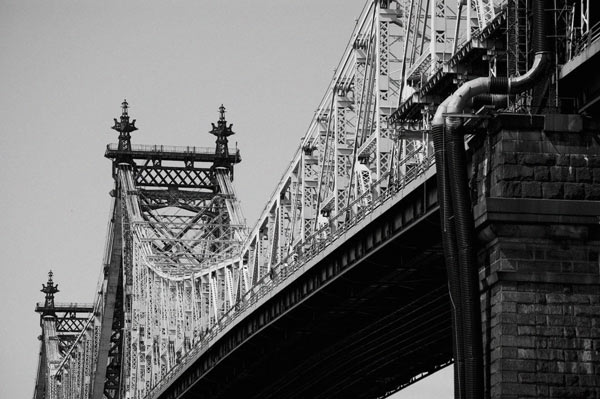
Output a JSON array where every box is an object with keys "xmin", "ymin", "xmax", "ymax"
[{"xmin": 150, "ymin": 167, "xmax": 453, "ymax": 399}]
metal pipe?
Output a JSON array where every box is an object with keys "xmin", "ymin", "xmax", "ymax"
[
  {"xmin": 429, "ymin": 2, "xmax": 554, "ymax": 398},
  {"xmin": 471, "ymin": 94, "xmax": 510, "ymax": 110},
  {"xmin": 431, "ymin": 97, "xmax": 465, "ymax": 399}
]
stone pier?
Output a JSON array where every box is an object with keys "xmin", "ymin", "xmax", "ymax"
[{"xmin": 471, "ymin": 113, "xmax": 600, "ymax": 398}]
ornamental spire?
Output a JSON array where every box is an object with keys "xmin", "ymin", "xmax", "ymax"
[
  {"xmin": 111, "ymin": 99, "xmax": 138, "ymax": 156},
  {"xmin": 209, "ymin": 105, "xmax": 235, "ymax": 173},
  {"xmin": 41, "ymin": 270, "xmax": 59, "ymax": 317}
]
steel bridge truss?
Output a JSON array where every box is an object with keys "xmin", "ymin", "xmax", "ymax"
[
  {"xmin": 35, "ymin": 0, "xmax": 596, "ymax": 398},
  {"xmin": 41, "ymin": 158, "xmax": 247, "ymax": 399}
]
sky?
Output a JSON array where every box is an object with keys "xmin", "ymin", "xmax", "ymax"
[{"xmin": 0, "ymin": 0, "xmax": 452, "ymax": 397}]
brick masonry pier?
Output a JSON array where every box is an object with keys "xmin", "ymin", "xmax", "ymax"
[{"xmin": 471, "ymin": 113, "xmax": 600, "ymax": 398}]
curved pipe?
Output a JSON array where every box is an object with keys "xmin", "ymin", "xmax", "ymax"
[
  {"xmin": 446, "ymin": 51, "xmax": 552, "ymax": 117},
  {"xmin": 471, "ymin": 94, "xmax": 510, "ymax": 110},
  {"xmin": 430, "ymin": 2, "xmax": 553, "ymax": 399}
]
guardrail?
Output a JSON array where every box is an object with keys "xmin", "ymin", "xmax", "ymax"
[
  {"xmin": 106, "ymin": 143, "xmax": 241, "ymax": 158},
  {"xmin": 145, "ymin": 147, "xmax": 435, "ymax": 399},
  {"xmin": 35, "ymin": 302, "xmax": 94, "ymax": 310},
  {"xmin": 571, "ymin": 21, "xmax": 600, "ymax": 59}
]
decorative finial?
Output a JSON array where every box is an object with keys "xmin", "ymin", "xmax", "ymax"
[
  {"xmin": 121, "ymin": 99, "xmax": 129, "ymax": 117},
  {"xmin": 111, "ymin": 99, "xmax": 138, "ymax": 156},
  {"xmin": 41, "ymin": 270, "xmax": 59, "ymax": 317},
  {"xmin": 209, "ymin": 105, "xmax": 236, "ymax": 174},
  {"xmin": 209, "ymin": 105, "xmax": 234, "ymax": 138}
]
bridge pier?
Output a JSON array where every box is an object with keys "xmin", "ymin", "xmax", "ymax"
[{"xmin": 471, "ymin": 113, "xmax": 600, "ymax": 398}]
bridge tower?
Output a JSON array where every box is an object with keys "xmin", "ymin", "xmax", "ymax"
[
  {"xmin": 34, "ymin": 102, "xmax": 247, "ymax": 399},
  {"xmin": 33, "ymin": 272, "xmax": 94, "ymax": 399},
  {"xmin": 97, "ymin": 102, "xmax": 244, "ymax": 399}
]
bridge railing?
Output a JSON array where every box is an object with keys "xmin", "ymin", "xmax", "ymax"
[
  {"xmin": 105, "ymin": 143, "xmax": 242, "ymax": 160},
  {"xmin": 106, "ymin": 143, "xmax": 216, "ymax": 154},
  {"xmin": 571, "ymin": 20, "xmax": 600, "ymax": 58}
]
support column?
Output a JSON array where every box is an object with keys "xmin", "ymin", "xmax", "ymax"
[{"xmin": 471, "ymin": 113, "xmax": 600, "ymax": 398}]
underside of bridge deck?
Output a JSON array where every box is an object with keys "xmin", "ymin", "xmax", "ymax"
[{"xmin": 164, "ymin": 177, "xmax": 453, "ymax": 399}]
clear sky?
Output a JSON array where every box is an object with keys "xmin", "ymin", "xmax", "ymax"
[{"xmin": 0, "ymin": 0, "xmax": 451, "ymax": 397}]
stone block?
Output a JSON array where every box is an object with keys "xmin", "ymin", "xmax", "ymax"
[
  {"xmin": 538, "ymin": 349, "xmax": 565, "ymax": 361},
  {"xmin": 502, "ymin": 358, "xmax": 536, "ymax": 372},
  {"xmin": 565, "ymin": 350, "xmax": 580, "ymax": 362},
  {"xmin": 584, "ymin": 183, "xmax": 600, "ymax": 200},
  {"xmin": 570, "ymin": 154, "xmax": 588, "ymax": 167},
  {"xmin": 547, "ymin": 304, "xmax": 563, "ymax": 315},
  {"xmin": 548, "ymin": 248, "xmax": 584, "ymax": 261},
  {"xmin": 593, "ymin": 169, "xmax": 600, "ymax": 183},
  {"xmin": 574, "ymin": 318, "xmax": 592, "ymax": 328},
  {"xmin": 516, "ymin": 336, "xmax": 537, "ymax": 348},
  {"xmin": 517, "ymin": 141, "xmax": 543, "ymax": 152},
  {"xmin": 536, "ymin": 385, "xmax": 549, "ymax": 397},
  {"xmin": 574, "ymin": 305, "xmax": 600, "ymax": 316},
  {"xmin": 580, "ymin": 375, "xmax": 600, "ymax": 387},
  {"xmin": 534, "ymin": 166, "xmax": 550, "ymax": 181},
  {"xmin": 537, "ymin": 326, "xmax": 564, "ymax": 337},
  {"xmin": 556, "ymin": 154, "xmax": 570, "ymax": 166},
  {"xmin": 550, "ymin": 166, "xmax": 576, "ymax": 182},
  {"xmin": 576, "ymin": 167, "xmax": 592, "ymax": 182},
  {"xmin": 588, "ymin": 155, "xmax": 600, "ymax": 167},
  {"xmin": 497, "ymin": 150, "xmax": 518, "ymax": 165},
  {"xmin": 501, "ymin": 140, "xmax": 518, "ymax": 152},
  {"xmin": 564, "ymin": 326, "xmax": 577, "ymax": 338},
  {"xmin": 501, "ymin": 382, "xmax": 537, "ymax": 396},
  {"xmin": 517, "ymin": 348, "xmax": 536, "ymax": 359},
  {"xmin": 517, "ymin": 325, "xmax": 536, "ymax": 335},
  {"xmin": 518, "ymin": 372, "xmax": 540, "ymax": 384},
  {"xmin": 542, "ymin": 182, "xmax": 564, "ymax": 198},
  {"xmin": 516, "ymin": 313, "xmax": 536, "ymax": 325},
  {"xmin": 547, "ymin": 374, "xmax": 566, "ymax": 386},
  {"xmin": 580, "ymin": 350, "xmax": 598, "ymax": 362},
  {"xmin": 493, "ymin": 181, "xmax": 521, "ymax": 197},
  {"xmin": 573, "ymin": 262, "xmax": 599, "ymax": 273},
  {"xmin": 497, "ymin": 164, "xmax": 533, "ymax": 181},
  {"xmin": 500, "ymin": 246, "xmax": 534, "ymax": 260},
  {"xmin": 547, "ymin": 337, "xmax": 571, "ymax": 349},
  {"xmin": 505, "ymin": 291, "xmax": 537, "ymax": 303},
  {"xmin": 549, "ymin": 386, "xmax": 596, "ymax": 398},
  {"xmin": 546, "ymin": 293, "xmax": 569, "ymax": 303},
  {"xmin": 548, "ymin": 225, "xmax": 589, "ymax": 240},
  {"xmin": 519, "ymin": 153, "xmax": 555, "ymax": 166},
  {"xmin": 491, "ymin": 347, "xmax": 518, "ymax": 362},
  {"xmin": 522, "ymin": 181, "xmax": 542, "ymax": 198},
  {"xmin": 564, "ymin": 183, "xmax": 586, "ymax": 199},
  {"xmin": 518, "ymin": 259, "xmax": 562, "ymax": 273},
  {"xmin": 504, "ymin": 323, "xmax": 519, "ymax": 335}
]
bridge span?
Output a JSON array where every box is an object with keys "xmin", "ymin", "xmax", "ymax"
[{"xmin": 34, "ymin": 1, "xmax": 600, "ymax": 399}]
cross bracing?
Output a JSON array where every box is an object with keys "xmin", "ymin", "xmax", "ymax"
[{"xmin": 33, "ymin": 1, "xmax": 596, "ymax": 398}]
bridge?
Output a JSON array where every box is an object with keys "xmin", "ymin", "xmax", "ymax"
[{"xmin": 33, "ymin": 1, "xmax": 600, "ymax": 399}]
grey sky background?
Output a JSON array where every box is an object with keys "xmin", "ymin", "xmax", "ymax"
[{"xmin": 0, "ymin": 1, "xmax": 451, "ymax": 397}]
